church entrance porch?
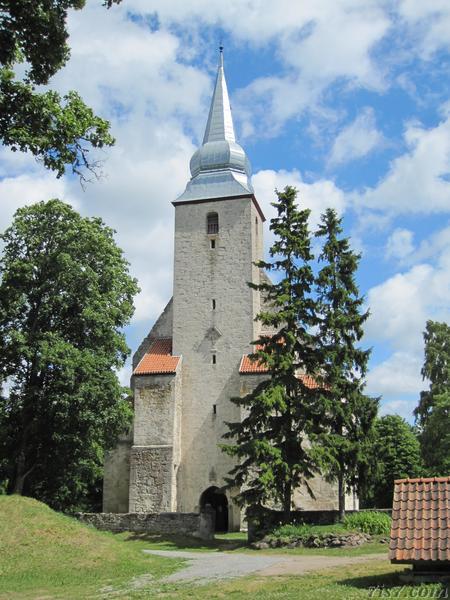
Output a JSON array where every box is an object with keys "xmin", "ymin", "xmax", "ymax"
[{"xmin": 200, "ymin": 486, "xmax": 229, "ymax": 532}]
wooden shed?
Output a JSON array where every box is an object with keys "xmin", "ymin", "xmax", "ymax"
[{"xmin": 390, "ymin": 477, "xmax": 450, "ymax": 580}]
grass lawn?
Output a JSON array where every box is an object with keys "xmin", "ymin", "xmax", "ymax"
[
  {"xmin": 112, "ymin": 561, "xmax": 449, "ymax": 599},
  {"xmin": 0, "ymin": 495, "xmax": 182, "ymax": 600},
  {"xmin": 0, "ymin": 497, "xmax": 447, "ymax": 599},
  {"xmin": 122, "ymin": 529, "xmax": 390, "ymax": 557}
]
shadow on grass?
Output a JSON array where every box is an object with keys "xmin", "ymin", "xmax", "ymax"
[
  {"xmin": 341, "ymin": 569, "xmax": 449, "ymax": 596},
  {"xmin": 119, "ymin": 532, "xmax": 248, "ymax": 552}
]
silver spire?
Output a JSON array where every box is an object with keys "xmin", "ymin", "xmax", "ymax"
[
  {"xmin": 202, "ymin": 46, "xmax": 236, "ymax": 144},
  {"xmin": 176, "ymin": 48, "xmax": 253, "ymax": 202}
]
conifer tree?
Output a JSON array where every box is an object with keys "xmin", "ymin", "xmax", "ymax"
[
  {"xmin": 223, "ymin": 186, "xmax": 324, "ymax": 523},
  {"xmin": 314, "ymin": 208, "xmax": 376, "ymax": 519}
]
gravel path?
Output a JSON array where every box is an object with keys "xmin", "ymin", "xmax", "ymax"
[{"xmin": 144, "ymin": 549, "xmax": 388, "ymax": 584}]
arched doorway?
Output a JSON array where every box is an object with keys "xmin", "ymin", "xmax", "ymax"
[{"xmin": 200, "ymin": 486, "xmax": 229, "ymax": 532}]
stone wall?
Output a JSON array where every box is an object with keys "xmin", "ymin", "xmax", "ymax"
[
  {"xmin": 75, "ymin": 508, "xmax": 214, "ymax": 540},
  {"xmin": 102, "ymin": 430, "xmax": 132, "ymax": 513},
  {"xmin": 129, "ymin": 369, "xmax": 182, "ymax": 513}
]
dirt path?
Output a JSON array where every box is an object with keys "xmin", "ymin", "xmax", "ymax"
[{"xmin": 144, "ymin": 549, "xmax": 388, "ymax": 584}]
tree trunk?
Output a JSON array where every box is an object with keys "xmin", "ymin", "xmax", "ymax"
[
  {"xmin": 338, "ymin": 470, "xmax": 345, "ymax": 521},
  {"xmin": 283, "ymin": 480, "xmax": 292, "ymax": 524},
  {"xmin": 10, "ymin": 425, "xmax": 34, "ymax": 495},
  {"xmin": 12, "ymin": 450, "xmax": 26, "ymax": 494}
]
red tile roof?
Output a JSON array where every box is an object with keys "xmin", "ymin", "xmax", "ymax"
[
  {"xmin": 239, "ymin": 352, "xmax": 269, "ymax": 374},
  {"xmin": 389, "ymin": 476, "xmax": 450, "ymax": 563},
  {"xmin": 133, "ymin": 338, "xmax": 180, "ymax": 375},
  {"xmin": 239, "ymin": 351, "xmax": 321, "ymax": 389}
]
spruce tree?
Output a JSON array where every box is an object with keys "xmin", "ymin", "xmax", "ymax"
[
  {"xmin": 314, "ymin": 208, "xmax": 376, "ymax": 519},
  {"xmin": 223, "ymin": 186, "xmax": 323, "ymax": 523}
]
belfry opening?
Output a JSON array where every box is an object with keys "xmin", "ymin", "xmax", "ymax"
[{"xmin": 200, "ymin": 486, "xmax": 229, "ymax": 532}]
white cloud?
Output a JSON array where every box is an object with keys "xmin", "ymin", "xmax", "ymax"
[
  {"xmin": 253, "ymin": 168, "xmax": 346, "ymax": 229},
  {"xmin": 412, "ymin": 224, "xmax": 450, "ymax": 264},
  {"xmin": 0, "ymin": 172, "xmax": 73, "ymax": 234},
  {"xmin": 366, "ymin": 262, "xmax": 450, "ymax": 353},
  {"xmin": 398, "ymin": 0, "xmax": 450, "ymax": 57},
  {"xmin": 366, "ymin": 351, "xmax": 423, "ymax": 397},
  {"xmin": 379, "ymin": 399, "xmax": 417, "ymax": 421},
  {"xmin": 355, "ymin": 115, "xmax": 450, "ymax": 215},
  {"xmin": 328, "ymin": 108, "xmax": 383, "ymax": 167},
  {"xmin": 385, "ymin": 228, "xmax": 415, "ymax": 261}
]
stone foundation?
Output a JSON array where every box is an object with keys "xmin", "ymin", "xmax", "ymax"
[{"xmin": 75, "ymin": 508, "xmax": 214, "ymax": 540}]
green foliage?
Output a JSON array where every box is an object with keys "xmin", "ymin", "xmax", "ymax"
[
  {"xmin": 223, "ymin": 186, "xmax": 325, "ymax": 521},
  {"xmin": 361, "ymin": 415, "xmax": 423, "ymax": 508},
  {"xmin": 415, "ymin": 320, "xmax": 450, "ymax": 475},
  {"xmin": 0, "ymin": 1, "xmax": 119, "ymax": 177},
  {"xmin": 269, "ymin": 523, "xmax": 346, "ymax": 539},
  {"xmin": 0, "ymin": 199, "xmax": 139, "ymax": 511},
  {"xmin": 314, "ymin": 208, "xmax": 377, "ymax": 517},
  {"xmin": 342, "ymin": 511, "xmax": 392, "ymax": 536}
]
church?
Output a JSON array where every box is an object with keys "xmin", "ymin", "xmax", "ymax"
[{"xmin": 103, "ymin": 50, "xmax": 357, "ymax": 531}]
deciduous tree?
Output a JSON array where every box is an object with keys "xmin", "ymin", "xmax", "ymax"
[
  {"xmin": 0, "ymin": 1, "xmax": 121, "ymax": 179},
  {"xmin": 0, "ymin": 199, "xmax": 138, "ymax": 511},
  {"xmin": 361, "ymin": 415, "xmax": 423, "ymax": 508},
  {"xmin": 414, "ymin": 320, "xmax": 450, "ymax": 475}
]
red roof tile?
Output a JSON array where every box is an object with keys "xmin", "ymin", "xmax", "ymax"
[
  {"xmin": 239, "ymin": 352, "xmax": 269, "ymax": 374},
  {"xmin": 239, "ymin": 351, "xmax": 321, "ymax": 389},
  {"xmin": 389, "ymin": 476, "xmax": 450, "ymax": 563},
  {"xmin": 133, "ymin": 338, "xmax": 180, "ymax": 375}
]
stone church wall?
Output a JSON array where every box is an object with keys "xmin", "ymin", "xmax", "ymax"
[
  {"xmin": 76, "ymin": 508, "xmax": 214, "ymax": 540},
  {"xmin": 129, "ymin": 370, "xmax": 182, "ymax": 512}
]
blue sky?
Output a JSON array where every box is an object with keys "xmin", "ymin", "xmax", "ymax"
[{"xmin": 1, "ymin": 0, "xmax": 450, "ymax": 421}]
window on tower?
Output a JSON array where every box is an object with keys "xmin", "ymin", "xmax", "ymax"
[{"xmin": 207, "ymin": 212, "xmax": 219, "ymax": 234}]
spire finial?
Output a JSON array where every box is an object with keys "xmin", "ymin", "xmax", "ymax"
[{"xmin": 219, "ymin": 44, "xmax": 224, "ymax": 67}]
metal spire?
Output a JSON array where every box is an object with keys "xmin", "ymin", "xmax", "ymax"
[
  {"xmin": 175, "ymin": 47, "xmax": 254, "ymax": 202},
  {"xmin": 202, "ymin": 47, "xmax": 236, "ymax": 144}
]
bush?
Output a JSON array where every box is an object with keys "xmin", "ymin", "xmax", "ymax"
[
  {"xmin": 343, "ymin": 511, "xmax": 392, "ymax": 535},
  {"xmin": 269, "ymin": 523, "xmax": 345, "ymax": 540}
]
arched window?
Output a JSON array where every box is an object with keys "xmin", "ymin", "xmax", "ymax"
[{"xmin": 207, "ymin": 212, "xmax": 219, "ymax": 234}]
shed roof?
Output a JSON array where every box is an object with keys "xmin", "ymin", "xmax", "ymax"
[
  {"xmin": 389, "ymin": 476, "xmax": 450, "ymax": 563},
  {"xmin": 133, "ymin": 338, "xmax": 180, "ymax": 375}
]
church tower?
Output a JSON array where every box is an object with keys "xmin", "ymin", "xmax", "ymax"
[
  {"xmin": 101, "ymin": 49, "xmax": 265, "ymax": 530},
  {"xmin": 102, "ymin": 50, "xmax": 356, "ymax": 529},
  {"xmin": 171, "ymin": 49, "xmax": 265, "ymax": 526}
]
